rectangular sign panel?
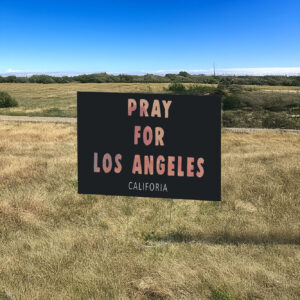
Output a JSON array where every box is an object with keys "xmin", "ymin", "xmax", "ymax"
[{"xmin": 78, "ymin": 92, "xmax": 221, "ymax": 201}]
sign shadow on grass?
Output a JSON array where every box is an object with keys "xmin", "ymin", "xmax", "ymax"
[{"xmin": 151, "ymin": 231, "xmax": 300, "ymax": 246}]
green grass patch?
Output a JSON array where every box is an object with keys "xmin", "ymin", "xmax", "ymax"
[{"xmin": 210, "ymin": 289, "xmax": 240, "ymax": 300}]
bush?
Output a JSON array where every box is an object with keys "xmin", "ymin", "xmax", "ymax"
[
  {"xmin": 222, "ymin": 111, "xmax": 253, "ymax": 127},
  {"xmin": 223, "ymin": 95, "xmax": 241, "ymax": 110},
  {"xmin": 167, "ymin": 83, "xmax": 217, "ymax": 95},
  {"xmin": 228, "ymin": 84, "xmax": 244, "ymax": 94},
  {"xmin": 262, "ymin": 113, "xmax": 298, "ymax": 129},
  {"xmin": 29, "ymin": 75, "xmax": 55, "ymax": 84},
  {"xmin": 214, "ymin": 83, "xmax": 227, "ymax": 96},
  {"xmin": 236, "ymin": 92, "xmax": 300, "ymax": 112},
  {"xmin": 187, "ymin": 84, "xmax": 216, "ymax": 95},
  {"xmin": 222, "ymin": 110, "xmax": 299, "ymax": 129},
  {"xmin": 0, "ymin": 91, "xmax": 18, "ymax": 108},
  {"xmin": 178, "ymin": 71, "xmax": 190, "ymax": 77},
  {"xmin": 167, "ymin": 82, "xmax": 186, "ymax": 92}
]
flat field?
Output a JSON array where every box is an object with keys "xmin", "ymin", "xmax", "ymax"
[
  {"xmin": 0, "ymin": 122, "xmax": 299, "ymax": 299},
  {"xmin": 0, "ymin": 83, "xmax": 171, "ymax": 117},
  {"xmin": 0, "ymin": 82, "xmax": 299, "ymax": 119}
]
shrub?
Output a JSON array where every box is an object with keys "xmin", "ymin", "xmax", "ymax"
[
  {"xmin": 167, "ymin": 83, "xmax": 217, "ymax": 95},
  {"xmin": 0, "ymin": 91, "xmax": 18, "ymax": 108},
  {"xmin": 167, "ymin": 82, "xmax": 186, "ymax": 92},
  {"xmin": 262, "ymin": 113, "xmax": 298, "ymax": 129},
  {"xmin": 187, "ymin": 84, "xmax": 216, "ymax": 95},
  {"xmin": 5, "ymin": 75, "xmax": 18, "ymax": 83},
  {"xmin": 165, "ymin": 73, "xmax": 177, "ymax": 81},
  {"xmin": 237, "ymin": 92, "xmax": 300, "ymax": 112},
  {"xmin": 214, "ymin": 83, "xmax": 227, "ymax": 96},
  {"xmin": 222, "ymin": 95, "xmax": 241, "ymax": 110},
  {"xmin": 29, "ymin": 75, "xmax": 55, "ymax": 84},
  {"xmin": 222, "ymin": 111, "xmax": 238, "ymax": 127},
  {"xmin": 215, "ymin": 88, "xmax": 227, "ymax": 97},
  {"xmin": 228, "ymin": 84, "xmax": 244, "ymax": 94},
  {"xmin": 178, "ymin": 71, "xmax": 190, "ymax": 77}
]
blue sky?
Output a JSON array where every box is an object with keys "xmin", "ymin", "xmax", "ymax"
[{"xmin": 1, "ymin": 0, "xmax": 300, "ymax": 75}]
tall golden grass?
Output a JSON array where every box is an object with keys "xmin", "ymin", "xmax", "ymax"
[
  {"xmin": 0, "ymin": 83, "xmax": 171, "ymax": 117},
  {"xmin": 0, "ymin": 122, "xmax": 299, "ymax": 299},
  {"xmin": 0, "ymin": 82, "xmax": 299, "ymax": 118}
]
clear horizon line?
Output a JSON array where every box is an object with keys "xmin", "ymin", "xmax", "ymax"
[{"xmin": 1, "ymin": 67, "xmax": 300, "ymax": 77}]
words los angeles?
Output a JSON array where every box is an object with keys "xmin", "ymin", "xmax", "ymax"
[{"xmin": 93, "ymin": 98, "xmax": 205, "ymax": 178}]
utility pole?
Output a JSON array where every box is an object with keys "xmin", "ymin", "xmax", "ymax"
[{"xmin": 213, "ymin": 62, "xmax": 216, "ymax": 77}]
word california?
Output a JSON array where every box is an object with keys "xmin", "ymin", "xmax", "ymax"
[{"xmin": 93, "ymin": 98, "xmax": 205, "ymax": 178}]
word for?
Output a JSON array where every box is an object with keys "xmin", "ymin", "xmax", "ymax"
[{"xmin": 134, "ymin": 125, "xmax": 164, "ymax": 146}]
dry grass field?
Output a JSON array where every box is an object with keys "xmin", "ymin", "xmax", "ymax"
[
  {"xmin": 0, "ymin": 121, "xmax": 299, "ymax": 299},
  {"xmin": 243, "ymin": 85, "xmax": 300, "ymax": 92},
  {"xmin": 1, "ymin": 82, "xmax": 299, "ymax": 119},
  {"xmin": 0, "ymin": 83, "xmax": 171, "ymax": 117}
]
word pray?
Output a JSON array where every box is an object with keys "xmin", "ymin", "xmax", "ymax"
[{"xmin": 128, "ymin": 98, "xmax": 172, "ymax": 118}]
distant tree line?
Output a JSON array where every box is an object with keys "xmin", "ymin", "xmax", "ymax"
[{"xmin": 0, "ymin": 72, "xmax": 300, "ymax": 86}]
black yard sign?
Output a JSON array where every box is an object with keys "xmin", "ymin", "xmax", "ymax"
[{"xmin": 77, "ymin": 92, "xmax": 221, "ymax": 201}]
